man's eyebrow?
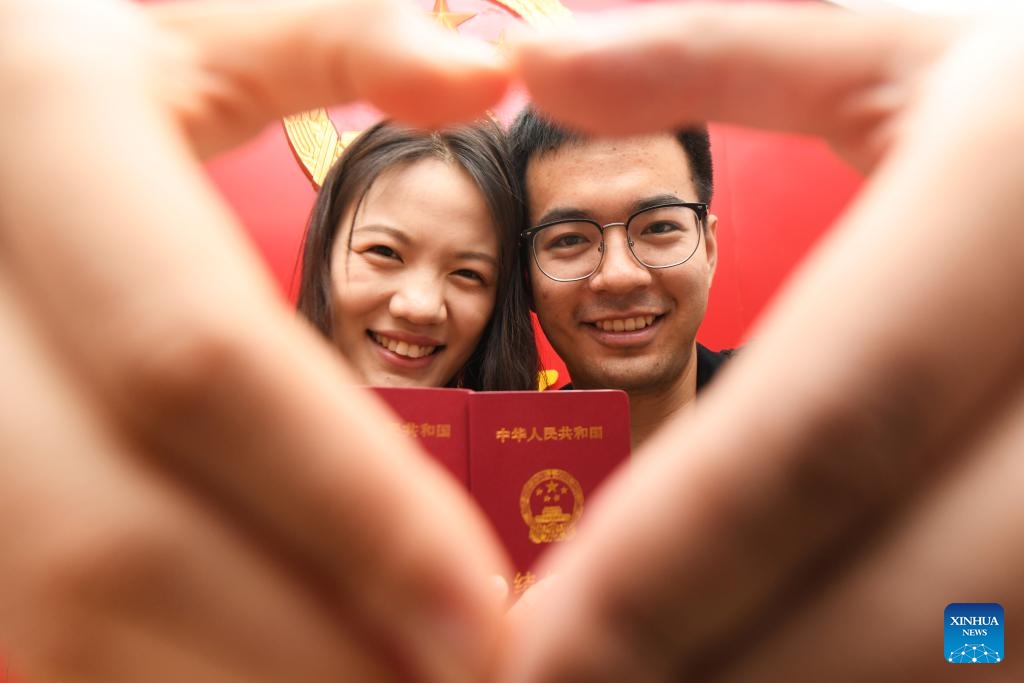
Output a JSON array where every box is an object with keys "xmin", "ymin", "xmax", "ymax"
[
  {"xmin": 534, "ymin": 194, "xmax": 687, "ymax": 226},
  {"xmin": 629, "ymin": 193, "xmax": 685, "ymax": 215},
  {"xmin": 534, "ymin": 206, "xmax": 592, "ymax": 225}
]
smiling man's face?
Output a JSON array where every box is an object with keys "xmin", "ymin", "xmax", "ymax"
[{"xmin": 525, "ymin": 134, "xmax": 717, "ymax": 394}]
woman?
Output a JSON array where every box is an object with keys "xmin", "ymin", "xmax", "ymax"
[{"xmin": 297, "ymin": 119, "xmax": 538, "ymax": 391}]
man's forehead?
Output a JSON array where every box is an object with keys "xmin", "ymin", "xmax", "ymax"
[{"xmin": 525, "ymin": 133, "xmax": 696, "ymax": 222}]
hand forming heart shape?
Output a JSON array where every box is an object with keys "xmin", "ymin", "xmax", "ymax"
[{"xmin": 1, "ymin": 2, "xmax": 1022, "ymax": 682}]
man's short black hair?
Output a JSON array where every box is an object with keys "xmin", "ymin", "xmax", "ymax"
[{"xmin": 508, "ymin": 107, "xmax": 714, "ymax": 213}]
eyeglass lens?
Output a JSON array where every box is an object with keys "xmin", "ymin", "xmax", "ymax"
[{"xmin": 532, "ymin": 204, "xmax": 702, "ymax": 280}]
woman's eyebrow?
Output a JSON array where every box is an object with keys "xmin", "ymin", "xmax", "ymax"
[
  {"xmin": 352, "ymin": 224, "xmax": 410, "ymax": 244},
  {"xmin": 455, "ymin": 251, "xmax": 499, "ymax": 267}
]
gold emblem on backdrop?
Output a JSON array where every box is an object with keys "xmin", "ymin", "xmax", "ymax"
[
  {"xmin": 283, "ymin": 0, "xmax": 572, "ymax": 187},
  {"xmin": 520, "ymin": 468, "xmax": 583, "ymax": 544}
]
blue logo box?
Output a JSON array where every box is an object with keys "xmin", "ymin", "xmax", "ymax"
[{"xmin": 945, "ymin": 603, "xmax": 1003, "ymax": 663}]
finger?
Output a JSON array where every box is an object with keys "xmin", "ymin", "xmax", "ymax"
[
  {"xmin": 716, "ymin": 375, "xmax": 1024, "ymax": 683},
  {"xmin": 510, "ymin": 3, "xmax": 953, "ymax": 168},
  {"xmin": 500, "ymin": 22, "xmax": 1024, "ymax": 682},
  {"xmin": 148, "ymin": 0, "xmax": 510, "ymax": 156},
  {"xmin": 0, "ymin": 279, "xmax": 390, "ymax": 682},
  {"xmin": 506, "ymin": 574, "xmax": 559, "ymax": 622},
  {"xmin": 0, "ymin": 26, "xmax": 508, "ymax": 683}
]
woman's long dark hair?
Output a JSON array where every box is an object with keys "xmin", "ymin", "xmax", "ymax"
[{"xmin": 296, "ymin": 119, "xmax": 538, "ymax": 392}]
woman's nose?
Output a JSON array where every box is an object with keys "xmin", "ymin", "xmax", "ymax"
[{"xmin": 388, "ymin": 272, "xmax": 447, "ymax": 326}]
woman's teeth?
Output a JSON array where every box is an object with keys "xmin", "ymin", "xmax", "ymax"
[{"xmin": 372, "ymin": 333, "xmax": 437, "ymax": 359}]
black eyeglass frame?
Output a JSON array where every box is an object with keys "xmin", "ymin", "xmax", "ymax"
[{"xmin": 520, "ymin": 201, "xmax": 709, "ymax": 282}]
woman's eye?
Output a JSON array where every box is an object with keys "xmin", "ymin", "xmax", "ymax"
[
  {"xmin": 365, "ymin": 245, "xmax": 400, "ymax": 260},
  {"xmin": 453, "ymin": 268, "xmax": 486, "ymax": 284}
]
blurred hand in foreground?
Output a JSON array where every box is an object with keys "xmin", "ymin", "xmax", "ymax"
[
  {"xmin": 503, "ymin": 4, "xmax": 1024, "ymax": 681},
  {"xmin": 0, "ymin": 1, "xmax": 511, "ymax": 681}
]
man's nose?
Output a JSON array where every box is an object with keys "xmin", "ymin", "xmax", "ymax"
[
  {"xmin": 589, "ymin": 226, "xmax": 652, "ymax": 293},
  {"xmin": 388, "ymin": 272, "xmax": 447, "ymax": 325}
]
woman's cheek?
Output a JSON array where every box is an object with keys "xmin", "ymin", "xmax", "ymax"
[{"xmin": 468, "ymin": 288, "xmax": 498, "ymax": 333}]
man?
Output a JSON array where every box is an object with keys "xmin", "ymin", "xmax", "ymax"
[{"xmin": 510, "ymin": 109, "xmax": 733, "ymax": 446}]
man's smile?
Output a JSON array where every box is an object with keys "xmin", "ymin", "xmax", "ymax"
[{"xmin": 591, "ymin": 314, "xmax": 656, "ymax": 332}]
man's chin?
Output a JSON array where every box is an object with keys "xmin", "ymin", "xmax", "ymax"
[{"xmin": 570, "ymin": 365, "xmax": 682, "ymax": 395}]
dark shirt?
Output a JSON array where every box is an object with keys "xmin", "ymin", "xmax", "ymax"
[{"xmin": 695, "ymin": 343, "xmax": 735, "ymax": 392}]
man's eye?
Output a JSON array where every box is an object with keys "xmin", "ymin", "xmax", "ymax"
[
  {"xmin": 546, "ymin": 233, "xmax": 591, "ymax": 250},
  {"xmin": 643, "ymin": 221, "xmax": 682, "ymax": 235}
]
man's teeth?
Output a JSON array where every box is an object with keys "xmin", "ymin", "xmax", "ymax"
[
  {"xmin": 596, "ymin": 315, "xmax": 656, "ymax": 332},
  {"xmin": 372, "ymin": 333, "xmax": 436, "ymax": 359}
]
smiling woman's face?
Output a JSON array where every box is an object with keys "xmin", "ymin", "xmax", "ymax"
[{"xmin": 329, "ymin": 158, "xmax": 500, "ymax": 387}]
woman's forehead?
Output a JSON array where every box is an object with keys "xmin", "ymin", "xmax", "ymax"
[{"xmin": 343, "ymin": 159, "xmax": 499, "ymax": 254}]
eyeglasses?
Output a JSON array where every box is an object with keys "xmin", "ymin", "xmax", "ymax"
[{"xmin": 521, "ymin": 201, "xmax": 708, "ymax": 282}]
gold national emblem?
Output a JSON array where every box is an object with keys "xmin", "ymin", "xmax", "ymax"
[
  {"xmin": 283, "ymin": 0, "xmax": 572, "ymax": 186},
  {"xmin": 520, "ymin": 468, "xmax": 583, "ymax": 544}
]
